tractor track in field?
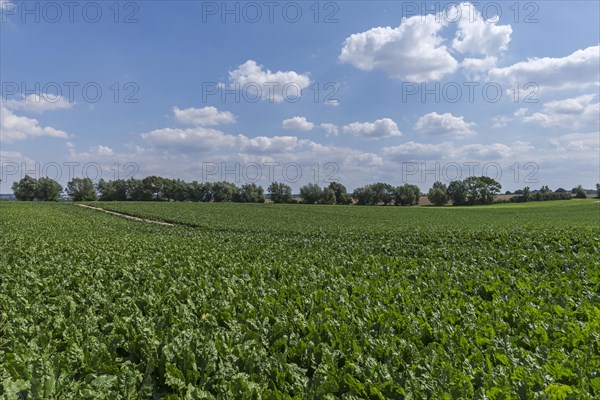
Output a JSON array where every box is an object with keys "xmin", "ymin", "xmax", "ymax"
[{"xmin": 75, "ymin": 204, "xmax": 176, "ymax": 226}]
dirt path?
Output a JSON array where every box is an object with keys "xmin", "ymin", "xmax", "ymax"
[{"xmin": 76, "ymin": 204, "xmax": 175, "ymax": 226}]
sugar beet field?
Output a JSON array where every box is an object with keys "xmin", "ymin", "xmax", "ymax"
[{"xmin": 0, "ymin": 200, "xmax": 599, "ymax": 399}]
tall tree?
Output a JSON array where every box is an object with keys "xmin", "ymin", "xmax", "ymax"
[
  {"xmin": 12, "ymin": 175, "xmax": 38, "ymax": 201},
  {"xmin": 328, "ymin": 182, "xmax": 351, "ymax": 204},
  {"xmin": 394, "ymin": 184, "xmax": 421, "ymax": 206},
  {"xmin": 67, "ymin": 178, "xmax": 97, "ymax": 201},
  {"xmin": 299, "ymin": 183, "xmax": 323, "ymax": 204},
  {"xmin": 35, "ymin": 177, "xmax": 63, "ymax": 201},
  {"xmin": 188, "ymin": 181, "xmax": 213, "ymax": 202},
  {"xmin": 575, "ymin": 185, "xmax": 587, "ymax": 199},
  {"xmin": 268, "ymin": 182, "xmax": 292, "ymax": 204},
  {"xmin": 171, "ymin": 179, "xmax": 190, "ymax": 202},
  {"xmin": 321, "ymin": 188, "xmax": 336, "ymax": 204},
  {"xmin": 142, "ymin": 176, "xmax": 164, "ymax": 200},
  {"xmin": 447, "ymin": 180, "xmax": 468, "ymax": 206},
  {"xmin": 372, "ymin": 182, "xmax": 395, "ymax": 205},
  {"xmin": 128, "ymin": 178, "xmax": 153, "ymax": 201},
  {"xmin": 239, "ymin": 183, "xmax": 264, "ymax": 203},
  {"xmin": 427, "ymin": 181, "xmax": 448, "ymax": 206},
  {"xmin": 212, "ymin": 181, "xmax": 240, "ymax": 202},
  {"xmin": 463, "ymin": 176, "xmax": 501, "ymax": 205},
  {"xmin": 352, "ymin": 186, "xmax": 374, "ymax": 206}
]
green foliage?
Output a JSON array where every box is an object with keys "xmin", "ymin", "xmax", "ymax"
[
  {"xmin": 463, "ymin": 176, "xmax": 501, "ymax": 205},
  {"xmin": 1, "ymin": 201, "xmax": 599, "ymax": 398},
  {"xmin": 352, "ymin": 182, "xmax": 395, "ymax": 205},
  {"xmin": 67, "ymin": 178, "xmax": 97, "ymax": 201},
  {"xmin": 523, "ymin": 186, "xmax": 532, "ymax": 201},
  {"xmin": 268, "ymin": 182, "xmax": 292, "ymax": 203},
  {"xmin": 575, "ymin": 185, "xmax": 587, "ymax": 199},
  {"xmin": 210, "ymin": 181, "xmax": 240, "ymax": 202},
  {"xmin": 328, "ymin": 182, "xmax": 351, "ymax": 205},
  {"xmin": 321, "ymin": 188, "xmax": 336, "ymax": 205},
  {"xmin": 446, "ymin": 177, "xmax": 501, "ymax": 206},
  {"xmin": 299, "ymin": 184, "xmax": 338, "ymax": 205},
  {"xmin": 12, "ymin": 176, "xmax": 62, "ymax": 201},
  {"xmin": 239, "ymin": 183, "xmax": 265, "ymax": 203},
  {"xmin": 511, "ymin": 186, "xmax": 573, "ymax": 203},
  {"xmin": 299, "ymin": 183, "xmax": 323, "ymax": 204},
  {"xmin": 95, "ymin": 179, "xmax": 267, "ymax": 203},
  {"xmin": 11, "ymin": 175, "xmax": 38, "ymax": 201},
  {"xmin": 97, "ymin": 179, "xmax": 128, "ymax": 201},
  {"xmin": 427, "ymin": 182, "xmax": 448, "ymax": 206},
  {"xmin": 394, "ymin": 184, "xmax": 421, "ymax": 206},
  {"xmin": 447, "ymin": 180, "xmax": 468, "ymax": 206}
]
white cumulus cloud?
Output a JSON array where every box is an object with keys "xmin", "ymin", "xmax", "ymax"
[
  {"xmin": 339, "ymin": 15, "xmax": 458, "ymax": 81},
  {"xmin": 461, "ymin": 56, "xmax": 497, "ymax": 80},
  {"xmin": 228, "ymin": 60, "xmax": 311, "ymax": 103},
  {"xmin": 339, "ymin": 2, "xmax": 513, "ymax": 81},
  {"xmin": 173, "ymin": 106, "xmax": 236, "ymax": 126},
  {"xmin": 0, "ymin": 105, "xmax": 69, "ymax": 143},
  {"xmin": 282, "ymin": 116, "xmax": 315, "ymax": 131},
  {"xmin": 4, "ymin": 94, "xmax": 75, "ymax": 113},
  {"xmin": 549, "ymin": 132, "xmax": 600, "ymax": 153},
  {"xmin": 320, "ymin": 123, "xmax": 339, "ymax": 136},
  {"xmin": 383, "ymin": 141, "xmax": 454, "ymax": 160},
  {"xmin": 415, "ymin": 112, "xmax": 476, "ymax": 138},
  {"xmin": 382, "ymin": 140, "xmax": 526, "ymax": 162},
  {"xmin": 489, "ymin": 45, "xmax": 600, "ymax": 91},
  {"xmin": 522, "ymin": 94, "xmax": 599, "ymax": 129},
  {"xmin": 342, "ymin": 118, "xmax": 402, "ymax": 139},
  {"xmin": 451, "ymin": 2, "xmax": 512, "ymax": 56},
  {"xmin": 141, "ymin": 127, "xmax": 237, "ymax": 153}
]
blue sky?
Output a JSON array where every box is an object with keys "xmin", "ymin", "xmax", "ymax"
[{"xmin": 1, "ymin": 0, "xmax": 599, "ymax": 192}]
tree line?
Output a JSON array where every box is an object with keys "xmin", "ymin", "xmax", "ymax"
[
  {"xmin": 507, "ymin": 185, "xmax": 586, "ymax": 203},
  {"xmin": 10, "ymin": 175, "xmax": 600, "ymax": 205}
]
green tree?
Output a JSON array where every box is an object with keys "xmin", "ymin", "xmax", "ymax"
[
  {"xmin": 12, "ymin": 175, "xmax": 38, "ymax": 201},
  {"xmin": 575, "ymin": 185, "xmax": 587, "ymax": 199},
  {"xmin": 142, "ymin": 176, "xmax": 164, "ymax": 200},
  {"xmin": 427, "ymin": 181, "xmax": 448, "ymax": 206},
  {"xmin": 328, "ymin": 182, "xmax": 351, "ymax": 205},
  {"xmin": 35, "ymin": 177, "xmax": 63, "ymax": 201},
  {"xmin": 300, "ymin": 183, "xmax": 323, "ymax": 204},
  {"xmin": 321, "ymin": 187, "xmax": 336, "ymax": 204},
  {"xmin": 239, "ymin": 183, "xmax": 264, "ymax": 203},
  {"xmin": 352, "ymin": 183, "xmax": 395, "ymax": 205},
  {"xmin": 188, "ymin": 181, "xmax": 213, "ymax": 202},
  {"xmin": 171, "ymin": 179, "xmax": 190, "ymax": 202},
  {"xmin": 372, "ymin": 182, "xmax": 395, "ymax": 205},
  {"xmin": 268, "ymin": 182, "xmax": 292, "ymax": 203},
  {"xmin": 66, "ymin": 178, "xmax": 97, "ymax": 201},
  {"xmin": 128, "ymin": 178, "xmax": 153, "ymax": 201},
  {"xmin": 481, "ymin": 176, "xmax": 501, "ymax": 204},
  {"xmin": 212, "ymin": 182, "xmax": 240, "ymax": 202},
  {"xmin": 352, "ymin": 185, "xmax": 374, "ymax": 205},
  {"xmin": 447, "ymin": 180, "xmax": 467, "ymax": 206},
  {"xmin": 394, "ymin": 184, "xmax": 421, "ymax": 206},
  {"xmin": 464, "ymin": 176, "xmax": 501, "ymax": 205},
  {"xmin": 161, "ymin": 179, "xmax": 175, "ymax": 201},
  {"xmin": 96, "ymin": 179, "xmax": 128, "ymax": 201},
  {"xmin": 96, "ymin": 178, "xmax": 111, "ymax": 200},
  {"xmin": 522, "ymin": 186, "xmax": 531, "ymax": 202}
]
